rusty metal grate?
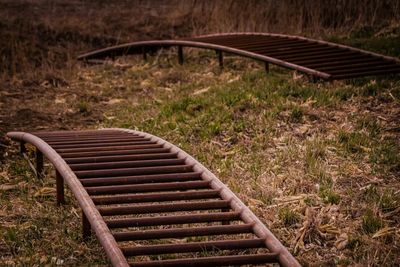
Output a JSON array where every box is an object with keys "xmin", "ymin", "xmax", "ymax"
[
  {"xmin": 7, "ymin": 129, "xmax": 300, "ymax": 267},
  {"xmin": 78, "ymin": 32, "xmax": 400, "ymax": 80}
]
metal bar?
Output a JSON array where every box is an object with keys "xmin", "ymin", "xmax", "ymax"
[
  {"xmin": 48, "ymin": 137, "xmax": 150, "ymax": 146},
  {"xmin": 32, "ymin": 129, "xmax": 122, "ymax": 135},
  {"xmin": 86, "ymin": 180, "xmax": 210, "ymax": 195},
  {"xmin": 263, "ymin": 42, "xmax": 336, "ymax": 52},
  {"xmin": 82, "ymin": 211, "xmax": 91, "ymax": 239},
  {"xmin": 261, "ymin": 46, "xmax": 340, "ymax": 57},
  {"xmin": 55, "ymin": 143, "xmax": 162, "ymax": 153},
  {"xmin": 113, "ymin": 224, "xmax": 253, "ymax": 241},
  {"xmin": 241, "ymin": 41, "xmax": 325, "ymax": 51},
  {"xmin": 318, "ymin": 61, "xmax": 396, "ymax": 72},
  {"xmin": 331, "ymin": 67, "xmax": 400, "ymax": 80},
  {"xmin": 178, "ymin": 46, "xmax": 183, "ymax": 65},
  {"xmin": 323, "ymin": 63, "xmax": 399, "ymax": 75},
  {"xmin": 80, "ymin": 172, "xmax": 202, "ymax": 187},
  {"xmin": 64, "ymin": 152, "xmax": 178, "ymax": 164},
  {"xmin": 240, "ymin": 41, "xmax": 320, "ymax": 51},
  {"xmin": 121, "ymin": 238, "xmax": 265, "ymax": 256},
  {"xmin": 189, "ymin": 37, "xmax": 278, "ymax": 46},
  {"xmin": 20, "ymin": 141, "xmax": 26, "ymax": 154},
  {"xmin": 292, "ymin": 53, "xmax": 368, "ymax": 65},
  {"xmin": 307, "ymin": 57, "xmax": 383, "ymax": 68},
  {"xmin": 51, "ymin": 140, "xmax": 154, "ymax": 149},
  {"xmin": 60, "ymin": 148, "xmax": 170, "ymax": 159},
  {"xmin": 142, "ymin": 47, "xmax": 147, "ymax": 61},
  {"xmin": 36, "ymin": 149, "xmax": 44, "ymax": 178},
  {"xmin": 275, "ymin": 50, "xmax": 357, "ymax": 62},
  {"xmin": 42, "ymin": 135, "xmax": 137, "ymax": 142},
  {"xmin": 76, "ymin": 165, "xmax": 194, "ymax": 179},
  {"xmin": 213, "ymin": 38, "xmax": 306, "ymax": 48},
  {"xmin": 265, "ymin": 62, "xmax": 270, "ymax": 73},
  {"xmin": 99, "ymin": 200, "xmax": 230, "ymax": 216},
  {"xmin": 129, "ymin": 254, "xmax": 280, "ymax": 267},
  {"xmin": 217, "ymin": 50, "xmax": 223, "ymax": 68},
  {"xmin": 35, "ymin": 133, "xmax": 129, "ymax": 140},
  {"xmin": 46, "ymin": 137, "xmax": 150, "ymax": 148},
  {"xmin": 56, "ymin": 170, "xmax": 65, "ymax": 205},
  {"xmin": 105, "ymin": 212, "xmax": 241, "ymax": 228},
  {"xmin": 70, "ymin": 158, "xmax": 185, "ymax": 171},
  {"xmin": 32, "ymin": 129, "xmax": 125, "ymax": 135},
  {"xmin": 92, "ymin": 189, "xmax": 220, "ymax": 205}
]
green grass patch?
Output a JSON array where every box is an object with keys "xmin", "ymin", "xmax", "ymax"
[
  {"xmin": 362, "ymin": 209, "xmax": 383, "ymax": 234},
  {"xmin": 338, "ymin": 130, "xmax": 369, "ymax": 154},
  {"xmin": 319, "ymin": 188, "xmax": 341, "ymax": 205},
  {"xmin": 278, "ymin": 207, "xmax": 300, "ymax": 226}
]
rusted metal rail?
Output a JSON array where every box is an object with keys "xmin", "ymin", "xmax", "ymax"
[
  {"xmin": 7, "ymin": 129, "xmax": 300, "ymax": 267},
  {"xmin": 78, "ymin": 32, "xmax": 400, "ymax": 80}
]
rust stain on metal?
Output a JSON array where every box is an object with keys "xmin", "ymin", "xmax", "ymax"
[{"xmin": 7, "ymin": 129, "xmax": 301, "ymax": 267}]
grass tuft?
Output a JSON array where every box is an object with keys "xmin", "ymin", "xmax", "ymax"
[
  {"xmin": 362, "ymin": 209, "xmax": 383, "ymax": 234},
  {"xmin": 278, "ymin": 207, "xmax": 300, "ymax": 226},
  {"xmin": 319, "ymin": 188, "xmax": 341, "ymax": 205}
]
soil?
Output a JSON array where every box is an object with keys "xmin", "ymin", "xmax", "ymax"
[{"xmin": 0, "ymin": 78, "xmax": 105, "ymax": 160}]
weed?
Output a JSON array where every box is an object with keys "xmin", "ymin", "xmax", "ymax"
[
  {"xmin": 362, "ymin": 209, "xmax": 383, "ymax": 234},
  {"xmin": 305, "ymin": 138, "xmax": 326, "ymax": 165},
  {"xmin": 364, "ymin": 185, "xmax": 380, "ymax": 203},
  {"xmin": 289, "ymin": 106, "xmax": 303, "ymax": 123},
  {"xmin": 338, "ymin": 130, "xmax": 368, "ymax": 154},
  {"xmin": 347, "ymin": 235, "xmax": 362, "ymax": 249},
  {"xmin": 370, "ymin": 139, "xmax": 400, "ymax": 172},
  {"xmin": 379, "ymin": 189, "xmax": 399, "ymax": 212},
  {"xmin": 356, "ymin": 116, "xmax": 381, "ymax": 138},
  {"xmin": 319, "ymin": 188, "xmax": 341, "ymax": 204},
  {"xmin": 278, "ymin": 207, "xmax": 300, "ymax": 226},
  {"xmin": 361, "ymin": 83, "xmax": 379, "ymax": 97},
  {"xmin": 333, "ymin": 88, "xmax": 354, "ymax": 101},
  {"xmin": 304, "ymin": 196, "xmax": 317, "ymax": 206},
  {"xmin": 78, "ymin": 101, "xmax": 90, "ymax": 114},
  {"xmin": 8, "ymin": 159, "xmax": 30, "ymax": 177}
]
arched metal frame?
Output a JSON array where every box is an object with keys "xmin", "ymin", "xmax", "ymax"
[
  {"xmin": 78, "ymin": 32, "xmax": 400, "ymax": 80},
  {"xmin": 7, "ymin": 131, "xmax": 129, "ymax": 267},
  {"xmin": 7, "ymin": 128, "xmax": 301, "ymax": 267}
]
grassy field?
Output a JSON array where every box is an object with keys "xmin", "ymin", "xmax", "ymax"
[
  {"xmin": 1, "ymin": 52, "xmax": 399, "ymax": 265},
  {"xmin": 1, "ymin": 1, "xmax": 400, "ymax": 266}
]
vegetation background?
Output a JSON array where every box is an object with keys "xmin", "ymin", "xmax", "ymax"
[{"xmin": 0, "ymin": 0, "xmax": 399, "ymax": 266}]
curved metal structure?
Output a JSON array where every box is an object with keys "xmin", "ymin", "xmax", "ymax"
[
  {"xmin": 78, "ymin": 32, "xmax": 400, "ymax": 80},
  {"xmin": 7, "ymin": 129, "xmax": 300, "ymax": 267}
]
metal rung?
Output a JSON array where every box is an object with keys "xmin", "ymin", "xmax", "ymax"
[
  {"xmin": 113, "ymin": 224, "xmax": 253, "ymax": 241},
  {"xmin": 86, "ymin": 180, "xmax": 209, "ymax": 195},
  {"xmin": 92, "ymin": 189, "xmax": 220, "ymax": 205},
  {"xmin": 70, "ymin": 158, "xmax": 186, "ymax": 171},
  {"xmin": 106, "ymin": 212, "xmax": 242, "ymax": 228},
  {"xmin": 121, "ymin": 238, "xmax": 265, "ymax": 256},
  {"xmin": 98, "ymin": 200, "xmax": 230, "ymax": 216},
  {"xmin": 76, "ymin": 165, "xmax": 194, "ymax": 178},
  {"xmin": 80, "ymin": 172, "xmax": 202, "ymax": 187},
  {"xmin": 64, "ymin": 152, "xmax": 178, "ymax": 164},
  {"xmin": 129, "ymin": 253, "xmax": 280, "ymax": 267}
]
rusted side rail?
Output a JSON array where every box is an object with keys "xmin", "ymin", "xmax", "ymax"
[
  {"xmin": 7, "ymin": 129, "xmax": 300, "ymax": 267},
  {"xmin": 77, "ymin": 32, "xmax": 400, "ymax": 80}
]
